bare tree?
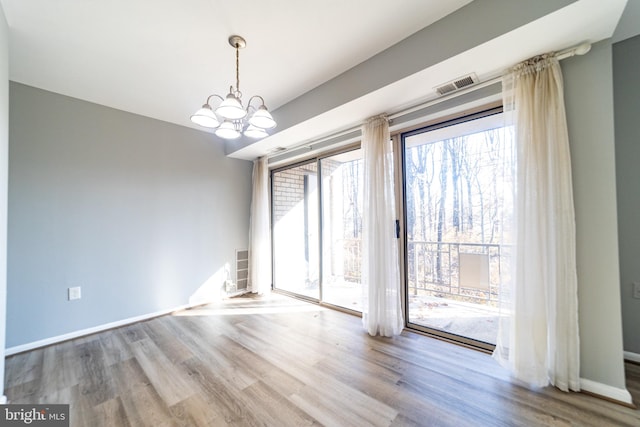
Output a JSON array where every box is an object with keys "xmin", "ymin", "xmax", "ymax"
[
  {"xmin": 406, "ymin": 149, "xmax": 417, "ymax": 241},
  {"xmin": 436, "ymin": 141, "xmax": 449, "ymax": 282},
  {"xmin": 447, "ymin": 137, "xmax": 465, "ymax": 234},
  {"xmin": 423, "ymin": 144, "xmax": 436, "ymax": 238},
  {"xmin": 484, "ymin": 129, "xmax": 500, "ymax": 244}
]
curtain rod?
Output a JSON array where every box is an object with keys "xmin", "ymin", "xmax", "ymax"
[{"xmin": 268, "ymin": 42, "xmax": 591, "ymax": 160}]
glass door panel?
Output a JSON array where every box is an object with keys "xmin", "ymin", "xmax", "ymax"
[
  {"xmin": 320, "ymin": 149, "xmax": 363, "ymax": 311},
  {"xmin": 272, "ymin": 162, "xmax": 320, "ymax": 299},
  {"xmin": 403, "ymin": 110, "xmax": 513, "ymax": 346}
]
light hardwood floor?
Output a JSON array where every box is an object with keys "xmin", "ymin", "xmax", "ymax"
[{"xmin": 5, "ymin": 293, "xmax": 640, "ymax": 426}]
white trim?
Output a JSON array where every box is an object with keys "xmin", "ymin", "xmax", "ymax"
[
  {"xmin": 5, "ymin": 303, "xmax": 196, "ymax": 356},
  {"xmin": 624, "ymin": 351, "xmax": 640, "ymax": 364},
  {"xmin": 0, "ymin": 395, "xmax": 7, "ymax": 404},
  {"xmin": 580, "ymin": 377, "xmax": 633, "ymax": 405}
]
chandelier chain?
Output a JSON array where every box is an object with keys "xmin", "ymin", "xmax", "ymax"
[{"xmin": 235, "ymin": 43, "xmax": 241, "ymax": 97}]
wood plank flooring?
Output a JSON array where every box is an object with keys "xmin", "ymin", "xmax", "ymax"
[{"xmin": 5, "ymin": 293, "xmax": 640, "ymax": 426}]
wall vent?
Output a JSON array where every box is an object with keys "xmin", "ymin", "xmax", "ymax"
[
  {"xmin": 434, "ymin": 73, "xmax": 478, "ymax": 96},
  {"xmin": 235, "ymin": 249, "xmax": 249, "ymax": 291}
]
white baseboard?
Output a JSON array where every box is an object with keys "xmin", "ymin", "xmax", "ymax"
[
  {"xmin": 624, "ymin": 351, "xmax": 640, "ymax": 364},
  {"xmin": 580, "ymin": 377, "xmax": 633, "ymax": 405},
  {"xmin": 5, "ymin": 303, "xmax": 197, "ymax": 356}
]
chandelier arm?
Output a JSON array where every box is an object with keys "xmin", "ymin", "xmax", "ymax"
[
  {"xmin": 246, "ymin": 95, "xmax": 266, "ymax": 108},
  {"xmin": 205, "ymin": 94, "xmax": 225, "ymax": 105}
]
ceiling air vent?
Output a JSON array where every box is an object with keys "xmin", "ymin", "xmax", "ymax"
[{"xmin": 434, "ymin": 73, "xmax": 478, "ymax": 96}]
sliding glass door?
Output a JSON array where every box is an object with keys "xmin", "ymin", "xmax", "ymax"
[
  {"xmin": 272, "ymin": 162, "xmax": 320, "ymax": 299},
  {"xmin": 402, "ymin": 108, "xmax": 513, "ymax": 347},
  {"xmin": 272, "ymin": 149, "xmax": 363, "ymax": 311},
  {"xmin": 320, "ymin": 150, "xmax": 363, "ymax": 311}
]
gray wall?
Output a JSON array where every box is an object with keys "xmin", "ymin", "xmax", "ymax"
[
  {"xmin": 613, "ymin": 0, "xmax": 640, "ymax": 43},
  {"xmin": 613, "ymin": 34, "xmax": 640, "ymax": 355},
  {"xmin": 562, "ymin": 40, "xmax": 627, "ymax": 389},
  {"xmin": 226, "ymin": 0, "xmax": 574, "ymax": 155},
  {"xmin": 0, "ymin": 1, "xmax": 9, "ymax": 399},
  {"xmin": 7, "ymin": 83, "xmax": 252, "ymax": 348}
]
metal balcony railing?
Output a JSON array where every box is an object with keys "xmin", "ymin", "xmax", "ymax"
[
  {"xmin": 407, "ymin": 240, "xmax": 509, "ymax": 305},
  {"xmin": 330, "ymin": 238, "xmax": 509, "ymax": 307}
]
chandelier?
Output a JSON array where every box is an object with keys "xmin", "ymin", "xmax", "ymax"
[{"xmin": 190, "ymin": 35, "xmax": 276, "ymax": 140}]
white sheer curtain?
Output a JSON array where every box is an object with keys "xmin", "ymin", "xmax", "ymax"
[
  {"xmin": 248, "ymin": 156, "xmax": 271, "ymax": 295},
  {"xmin": 493, "ymin": 54, "xmax": 580, "ymax": 392},
  {"xmin": 361, "ymin": 115, "xmax": 404, "ymax": 337}
]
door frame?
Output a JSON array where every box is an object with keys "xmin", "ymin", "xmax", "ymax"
[
  {"xmin": 269, "ymin": 144, "xmax": 364, "ymax": 316},
  {"xmin": 397, "ymin": 106, "xmax": 503, "ymax": 352}
]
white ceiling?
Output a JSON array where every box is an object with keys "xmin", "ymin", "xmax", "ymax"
[
  {"xmin": 0, "ymin": 0, "xmax": 630, "ymax": 161},
  {"xmin": 0, "ymin": 0, "xmax": 472, "ymax": 129}
]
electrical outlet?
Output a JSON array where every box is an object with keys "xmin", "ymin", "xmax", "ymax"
[
  {"xmin": 68, "ymin": 286, "xmax": 81, "ymax": 301},
  {"xmin": 225, "ymin": 280, "xmax": 237, "ymax": 293},
  {"xmin": 633, "ymin": 282, "xmax": 640, "ymax": 299}
]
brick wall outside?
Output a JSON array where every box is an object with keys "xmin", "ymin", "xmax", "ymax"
[
  {"xmin": 272, "ymin": 162, "xmax": 316, "ymax": 223},
  {"xmin": 272, "ymin": 159, "xmax": 360, "ymax": 282}
]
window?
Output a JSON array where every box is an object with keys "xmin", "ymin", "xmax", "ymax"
[
  {"xmin": 402, "ymin": 107, "xmax": 513, "ymax": 348},
  {"xmin": 320, "ymin": 150, "xmax": 364, "ymax": 311},
  {"xmin": 271, "ymin": 148, "xmax": 364, "ymax": 312},
  {"xmin": 272, "ymin": 162, "xmax": 320, "ymax": 299}
]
